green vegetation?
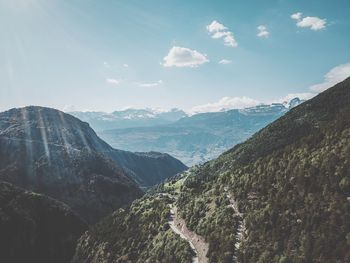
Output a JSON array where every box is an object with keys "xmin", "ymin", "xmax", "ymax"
[
  {"xmin": 74, "ymin": 78, "xmax": 350, "ymax": 263},
  {"xmin": 139, "ymin": 230, "xmax": 194, "ymax": 263},
  {"xmin": 176, "ymin": 78, "xmax": 350, "ymax": 262},
  {"xmin": 178, "ymin": 187, "xmax": 239, "ymax": 262},
  {"xmin": 73, "ymin": 194, "xmax": 193, "ymax": 263}
]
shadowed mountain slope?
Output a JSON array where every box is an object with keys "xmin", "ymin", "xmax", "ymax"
[
  {"xmin": 0, "ymin": 106, "xmax": 186, "ymax": 223},
  {"xmin": 0, "ymin": 181, "xmax": 87, "ymax": 263}
]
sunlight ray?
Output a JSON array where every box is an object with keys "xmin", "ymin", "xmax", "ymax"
[
  {"xmin": 36, "ymin": 108, "xmax": 51, "ymax": 163},
  {"xmin": 20, "ymin": 107, "xmax": 35, "ymax": 180}
]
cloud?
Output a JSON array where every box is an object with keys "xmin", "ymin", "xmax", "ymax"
[
  {"xmin": 206, "ymin": 20, "xmax": 238, "ymax": 47},
  {"xmin": 278, "ymin": 92, "xmax": 316, "ymax": 103},
  {"xmin": 310, "ymin": 63, "xmax": 350, "ymax": 92},
  {"xmin": 207, "ymin": 20, "xmax": 227, "ymax": 32},
  {"xmin": 257, "ymin": 25, "xmax": 269, "ymax": 38},
  {"xmin": 136, "ymin": 80, "xmax": 163, "ymax": 88},
  {"xmin": 162, "ymin": 46, "xmax": 209, "ymax": 68},
  {"xmin": 297, "ymin": 17, "xmax": 327, "ymax": 30},
  {"xmin": 106, "ymin": 78, "xmax": 121, "ymax": 85},
  {"xmin": 190, "ymin": 92, "xmax": 318, "ymax": 114},
  {"xmin": 291, "ymin": 12, "xmax": 326, "ymax": 31},
  {"xmin": 123, "ymin": 64, "xmax": 129, "ymax": 68},
  {"xmin": 219, "ymin": 59, "xmax": 232, "ymax": 65},
  {"xmin": 190, "ymin": 96, "xmax": 260, "ymax": 114},
  {"xmin": 62, "ymin": 105, "xmax": 79, "ymax": 112},
  {"xmin": 188, "ymin": 64, "xmax": 350, "ymax": 115},
  {"xmin": 291, "ymin": 12, "xmax": 302, "ymax": 20}
]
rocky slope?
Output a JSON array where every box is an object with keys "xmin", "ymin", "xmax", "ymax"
[
  {"xmin": 0, "ymin": 181, "xmax": 87, "ymax": 263},
  {"xmin": 0, "ymin": 106, "xmax": 185, "ymax": 222},
  {"xmin": 73, "ymin": 78, "xmax": 350, "ymax": 262}
]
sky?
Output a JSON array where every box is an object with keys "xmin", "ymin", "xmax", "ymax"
[{"xmin": 1, "ymin": 0, "xmax": 350, "ymax": 113}]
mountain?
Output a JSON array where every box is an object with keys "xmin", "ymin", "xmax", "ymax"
[
  {"xmin": 73, "ymin": 78, "xmax": 350, "ymax": 263},
  {"xmin": 99, "ymin": 100, "xmax": 302, "ymax": 166},
  {"xmin": 0, "ymin": 181, "xmax": 87, "ymax": 263},
  {"xmin": 70, "ymin": 108, "xmax": 188, "ymax": 131},
  {"xmin": 110, "ymin": 150, "xmax": 187, "ymax": 187},
  {"xmin": 0, "ymin": 106, "xmax": 186, "ymax": 223}
]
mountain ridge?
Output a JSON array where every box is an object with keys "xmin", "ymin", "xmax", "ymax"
[
  {"xmin": 73, "ymin": 78, "xmax": 350, "ymax": 262},
  {"xmin": 99, "ymin": 98, "xmax": 303, "ymax": 166},
  {"xmin": 0, "ymin": 106, "xmax": 186, "ymax": 223},
  {"xmin": 70, "ymin": 108, "xmax": 188, "ymax": 131}
]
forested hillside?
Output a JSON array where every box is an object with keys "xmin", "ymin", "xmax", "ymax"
[
  {"xmin": 177, "ymin": 77, "xmax": 350, "ymax": 262},
  {"xmin": 73, "ymin": 192, "xmax": 194, "ymax": 263},
  {"xmin": 74, "ymin": 77, "xmax": 350, "ymax": 263}
]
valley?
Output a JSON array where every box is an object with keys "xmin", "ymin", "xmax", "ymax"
[
  {"xmin": 73, "ymin": 77, "xmax": 350, "ymax": 263},
  {"xmin": 2, "ymin": 1, "xmax": 349, "ymax": 262},
  {"xmin": 1, "ymin": 78, "xmax": 349, "ymax": 262},
  {"xmin": 76, "ymin": 100, "xmax": 303, "ymax": 166}
]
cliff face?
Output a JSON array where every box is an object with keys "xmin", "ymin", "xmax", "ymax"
[{"xmin": 0, "ymin": 181, "xmax": 87, "ymax": 263}]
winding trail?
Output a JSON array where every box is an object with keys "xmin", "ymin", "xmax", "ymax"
[
  {"xmin": 168, "ymin": 205, "xmax": 209, "ymax": 263},
  {"xmin": 225, "ymin": 188, "xmax": 246, "ymax": 262}
]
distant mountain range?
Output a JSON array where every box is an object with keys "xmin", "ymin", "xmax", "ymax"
[
  {"xmin": 70, "ymin": 108, "xmax": 188, "ymax": 131},
  {"xmin": 0, "ymin": 106, "xmax": 186, "ymax": 223},
  {"xmin": 92, "ymin": 98, "xmax": 304, "ymax": 166}
]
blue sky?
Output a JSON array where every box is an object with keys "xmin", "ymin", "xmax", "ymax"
[{"xmin": 1, "ymin": 0, "xmax": 349, "ymax": 112}]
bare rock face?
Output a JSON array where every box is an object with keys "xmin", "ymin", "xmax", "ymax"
[{"xmin": 0, "ymin": 181, "xmax": 88, "ymax": 263}]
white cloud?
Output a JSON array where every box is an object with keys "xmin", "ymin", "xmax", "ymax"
[
  {"xmin": 257, "ymin": 25, "xmax": 269, "ymax": 38},
  {"xmin": 190, "ymin": 96, "xmax": 260, "ymax": 114},
  {"xmin": 207, "ymin": 20, "xmax": 227, "ymax": 33},
  {"xmin": 297, "ymin": 17, "xmax": 327, "ymax": 30},
  {"xmin": 62, "ymin": 105, "xmax": 79, "ymax": 112},
  {"xmin": 162, "ymin": 46, "xmax": 209, "ymax": 68},
  {"xmin": 206, "ymin": 20, "xmax": 238, "ymax": 47},
  {"xmin": 188, "ymin": 64, "xmax": 350, "ymax": 115},
  {"xmin": 123, "ymin": 64, "xmax": 129, "ymax": 68},
  {"xmin": 136, "ymin": 80, "xmax": 163, "ymax": 88},
  {"xmin": 291, "ymin": 12, "xmax": 326, "ymax": 31},
  {"xmin": 219, "ymin": 59, "xmax": 232, "ymax": 65},
  {"xmin": 291, "ymin": 12, "xmax": 302, "ymax": 20},
  {"xmin": 190, "ymin": 92, "xmax": 318, "ymax": 114},
  {"xmin": 310, "ymin": 63, "xmax": 350, "ymax": 92},
  {"xmin": 278, "ymin": 92, "xmax": 316, "ymax": 103},
  {"xmin": 106, "ymin": 78, "xmax": 121, "ymax": 85}
]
